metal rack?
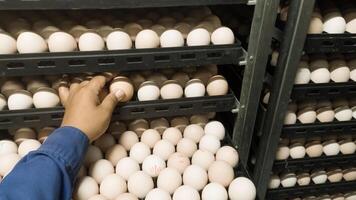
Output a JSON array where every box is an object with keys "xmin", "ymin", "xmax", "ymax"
[
  {"xmin": 252, "ymin": 0, "xmax": 356, "ymax": 199},
  {"xmin": 0, "ymin": 94, "xmax": 237, "ymax": 130},
  {"xmin": 0, "ymin": 43, "xmax": 245, "ymax": 77},
  {"xmin": 291, "ymin": 82, "xmax": 356, "ymax": 101},
  {"xmin": 0, "ymin": 1, "xmax": 280, "ymax": 199},
  {"xmin": 304, "ymin": 34, "xmax": 356, "ymax": 54}
]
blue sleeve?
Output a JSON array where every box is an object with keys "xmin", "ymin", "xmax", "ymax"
[{"xmin": 0, "ymin": 126, "xmax": 89, "ymax": 200}]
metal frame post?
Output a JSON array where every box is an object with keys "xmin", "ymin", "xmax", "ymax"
[
  {"xmin": 233, "ymin": 0, "xmax": 280, "ymax": 166},
  {"xmin": 252, "ymin": 0, "xmax": 316, "ymax": 199}
]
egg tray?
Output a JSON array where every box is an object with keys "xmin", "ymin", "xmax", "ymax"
[
  {"xmin": 266, "ymin": 180, "xmax": 356, "ymax": 200},
  {"xmin": 273, "ymin": 154, "xmax": 356, "ymax": 173},
  {"xmin": 304, "ymin": 33, "xmax": 356, "ymax": 54},
  {"xmin": 291, "ymin": 82, "xmax": 356, "ymax": 101},
  {"xmin": 281, "ymin": 120, "xmax": 356, "ymax": 139},
  {"xmin": 0, "ymin": 42, "xmax": 245, "ymax": 77},
  {"xmin": 0, "ymin": 93, "xmax": 237, "ymax": 130},
  {"xmin": 0, "ymin": 0, "xmax": 249, "ymax": 10}
]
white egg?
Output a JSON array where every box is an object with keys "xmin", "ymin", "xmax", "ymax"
[
  {"xmin": 192, "ymin": 149, "xmax": 215, "ymax": 170},
  {"xmin": 153, "ymin": 139, "xmax": 175, "ymax": 161},
  {"xmin": 297, "ymin": 173, "xmax": 311, "ymax": 186},
  {"xmin": 140, "ymin": 129, "xmax": 160, "ymax": 148},
  {"xmin": 173, "ymin": 185, "xmax": 200, "ymax": 200},
  {"xmin": 204, "ymin": 121, "xmax": 225, "ymax": 140},
  {"xmin": 0, "ymin": 153, "xmax": 21, "ymax": 176},
  {"xmin": 116, "ymin": 193, "xmax": 138, "ymax": 200},
  {"xmin": 167, "ymin": 152, "xmax": 190, "ymax": 174},
  {"xmin": 216, "ymin": 146, "xmax": 239, "ymax": 167},
  {"xmin": 183, "ymin": 124, "xmax": 205, "ymax": 143},
  {"xmin": 334, "ymin": 106, "xmax": 353, "ymax": 121},
  {"xmin": 130, "ymin": 142, "xmax": 151, "ymax": 164},
  {"xmin": 8, "ymin": 90, "xmax": 33, "ymax": 110},
  {"xmin": 177, "ymin": 138, "xmax": 197, "ymax": 157},
  {"xmin": 339, "ymin": 140, "xmax": 356, "ymax": 155},
  {"xmin": 323, "ymin": 140, "xmax": 340, "ymax": 156},
  {"xmin": 343, "ymin": 168, "xmax": 356, "ymax": 181},
  {"xmin": 17, "ymin": 32, "xmax": 48, "ymax": 53},
  {"xmin": 323, "ymin": 11, "xmax": 346, "ymax": 34},
  {"xmin": 135, "ymin": 29, "xmax": 160, "ymax": 49},
  {"xmin": 84, "ymin": 145, "xmax": 103, "ymax": 166},
  {"xmin": 308, "ymin": 12, "xmax": 323, "ymax": 34},
  {"xmin": 160, "ymin": 80, "xmax": 183, "ymax": 99},
  {"xmin": 268, "ymin": 175, "xmax": 280, "ymax": 189},
  {"xmin": 127, "ymin": 171, "xmax": 154, "ymax": 199},
  {"xmin": 145, "ymin": 188, "xmax": 171, "ymax": 200},
  {"xmin": 199, "ymin": 135, "xmax": 221, "ymax": 154},
  {"xmin": 157, "ymin": 167, "xmax": 182, "ymax": 194},
  {"xmin": 100, "ymin": 174, "xmax": 127, "ymax": 199},
  {"xmin": 0, "ymin": 140, "xmax": 17, "ymax": 155},
  {"xmin": 294, "ymin": 61, "xmax": 311, "ymax": 84},
  {"xmin": 316, "ymin": 107, "xmax": 335, "ymax": 122},
  {"xmin": 305, "ymin": 141, "xmax": 323, "ymax": 157},
  {"xmin": 281, "ymin": 173, "xmax": 297, "ymax": 187},
  {"xmin": 119, "ymin": 131, "xmax": 139, "ymax": 151},
  {"xmin": 89, "ymin": 159, "xmax": 114, "ymax": 183},
  {"xmin": 48, "ymin": 32, "xmax": 77, "ymax": 52},
  {"xmin": 142, "ymin": 155, "xmax": 166, "ymax": 177},
  {"xmin": 202, "ymin": 183, "xmax": 228, "ymax": 200},
  {"xmin": 284, "ymin": 109, "xmax": 297, "ymax": 125},
  {"xmin": 33, "ymin": 88, "xmax": 60, "ymax": 108},
  {"xmin": 160, "ymin": 29, "xmax": 184, "ymax": 47},
  {"xmin": 137, "ymin": 81, "xmax": 160, "ymax": 101},
  {"xmin": 106, "ymin": 30, "xmax": 132, "ymax": 50},
  {"xmin": 115, "ymin": 157, "xmax": 140, "ymax": 180},
  {"xmin": 74, "ymin": 176, "xmax": 99, "ymax": 200},
  {"xmin": 329, "ymin": 59, "xmax": 350, "ymax": 82},
  {"xmin": 327, "ymin": 169, "xmax": 343, "ymax": 183},
  {"xmin": 171, "ymin": 117, "xmax": 189, "ymax": 132},
  {"xmin": 297, "ymin": 107, "xmax": 316, "ymax": 124},
  {"xmin": 211, "ymin": 27, "xmax": 234, "ymax": 45},
  {"xmin": 183, "ymin": 165, "xmax": 208, "ymax": 190},
  {"xmin": 207, "ymin": 75, "xmax": 229, "ymax": 96},
  {"xmin": 190, "ymin": 114, "xmax": 209, "ymax": 128},
  {"xmin": 311, "ymin": 170, "xmax": 327, "ymax": 184},
  {"xmin": 275, "ymin": 144, "xmax": 290, "ymax": 160},
  {"xmin": 187, "ymin": 28, "xmax": 211, "ymax": 46},
  {"xmin": 105, "ymin": 144, "xmax": 127, "ymax": 166},
  {"xmin": 289, "ymin": 143, "xmax": 306, "ymax": 159},
  {"xmin": 228, "ymin": 177, "xmax": 256, "ymax": 200},
  {"xmin": 0, "ymin": 32, "xmax": 17, "ymax": 54},
  {"xmin": 184, "ymin": 79, "xmax": 206, "ymax": 98},
  {"xmin": 310, "ymin": 58, "xmax": 331, "ymax": 83},
  {"xmin": 351, "ymin": 59, "xmax": 356, "ymax": 82},
  {"xmin": 162, "ymin": 127, "xmax": 182, "ymax": 145},
  {"xmin": 78, "ymin": 32, "xmax": 105, "ymax": 51},
  {"xmin": 13, "ymin": 128, "xmax": 36, "ymax": 144},
  {"xmin": 17, "ymin": 139, "xmax": 41, "ymax": 157}
]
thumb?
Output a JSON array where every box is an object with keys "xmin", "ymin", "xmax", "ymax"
[
  {"xmin": 58, "ymin": 86, "xmax": 69, "ymax": 107},
  {"xmin": 100, "ymin": 89, "xmax": 125, "ymax": 112}
]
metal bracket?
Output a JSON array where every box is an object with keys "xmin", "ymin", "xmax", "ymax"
[
  {"xmin": 238, "ymin": 49, "xmax": 248, "ymax": 66},
  {"xmin": 247, "ymin": 0, "xmax": 256, "ymax": 5},
  {"xmin": 231, "ymin": 94, "xmax": 241, "ymax": 113}
]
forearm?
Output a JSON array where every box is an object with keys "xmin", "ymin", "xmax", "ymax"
[{"xmin": 0, "ymin": 127, "xmax": 89, "ymax": 200}]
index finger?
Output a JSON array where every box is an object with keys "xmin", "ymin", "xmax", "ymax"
[{"xmin": 85, "ymin": 75, "xmax": 107, "ymax": 93}]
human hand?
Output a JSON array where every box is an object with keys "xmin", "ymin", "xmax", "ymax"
[{"xmin": 59, "ymin": 76, "xmax": 125, "ymax": 141}]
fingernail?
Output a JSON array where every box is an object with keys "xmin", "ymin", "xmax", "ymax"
[{"xmin": 115, "ymin": 89, "xmax": 126, "ymax": 100}]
